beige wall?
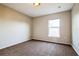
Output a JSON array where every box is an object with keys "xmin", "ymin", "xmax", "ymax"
[
  {"xmin": 72, "ymin": 4, "xmax": 79, "ymax": 55},
  {"xmin": 0, "ymin": 5, "xmax": 32, "ymax": 49},
  {"xmin": 0, "ymin": 4, "xmax": 72, "ymax": 49},
  {"xmin": 32, "ymin": 11, "xmax": 71, "ymax": 45}
]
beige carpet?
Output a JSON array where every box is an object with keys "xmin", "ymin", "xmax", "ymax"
[{"xmin": 0, "ymin": 40, "xmax": 78, "ymax": 56}]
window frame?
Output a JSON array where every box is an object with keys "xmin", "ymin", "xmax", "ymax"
[{"xmin": 48, "ymin": 19, "xmax": 60, "ymax": 37}]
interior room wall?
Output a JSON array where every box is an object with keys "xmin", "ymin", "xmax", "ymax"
[
  {"xmin": 72, "ymin": 4, "xmax": 79, "ymax": 55},
  {"xmin": 32, "ymin": 11, "xmax": 71, "ymax": 45},
  {"xmin": 0, "ymin": 4, "xmax": 32, "ymax": 49}
]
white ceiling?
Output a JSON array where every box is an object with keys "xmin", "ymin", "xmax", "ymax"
[{"xmin": 3, "ymin": 3, "xmax": 74, "ymax": 17}]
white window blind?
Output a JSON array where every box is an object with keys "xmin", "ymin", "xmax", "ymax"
[{"xmin": 48, "ymin": 19, "xmax": 60, "ymax": 37}]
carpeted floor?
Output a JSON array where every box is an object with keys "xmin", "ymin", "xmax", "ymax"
[{"xmin": 0, "ymin": 40, "xmax": 78, "ymax": 56}]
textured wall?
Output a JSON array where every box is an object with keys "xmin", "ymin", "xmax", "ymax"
[
  {"xmin": 32, "ymin": 11, "xmax": 71, "ymax": 45},
  {"xmin": 72, "ymin": 4, "xmax": 79, "ymax": 55},
  {"xmin": 0, "ymin": 5, "xmax": 32, "ymax": 49}
]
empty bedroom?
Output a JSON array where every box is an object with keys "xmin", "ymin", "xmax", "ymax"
[{"xmin": 0, "ymin": 3, "xmax": 79, "ymax": 56}]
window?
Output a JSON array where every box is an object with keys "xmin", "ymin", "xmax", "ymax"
[{"xmin": 48, "ymin": 19, "xmax": 60, "ymax": 37}]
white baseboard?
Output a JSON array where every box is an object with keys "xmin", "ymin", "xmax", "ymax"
[
  {"xmin": 0, "ymin": 39, "xmax": 31, "ymax": 49},
  {"xmin": 71, "ymin": 45, "xmax": 79, "ymax": 56},
  {"xmin": 32, "ymin": 38, "xmax": 71, "ymax": 45}
]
